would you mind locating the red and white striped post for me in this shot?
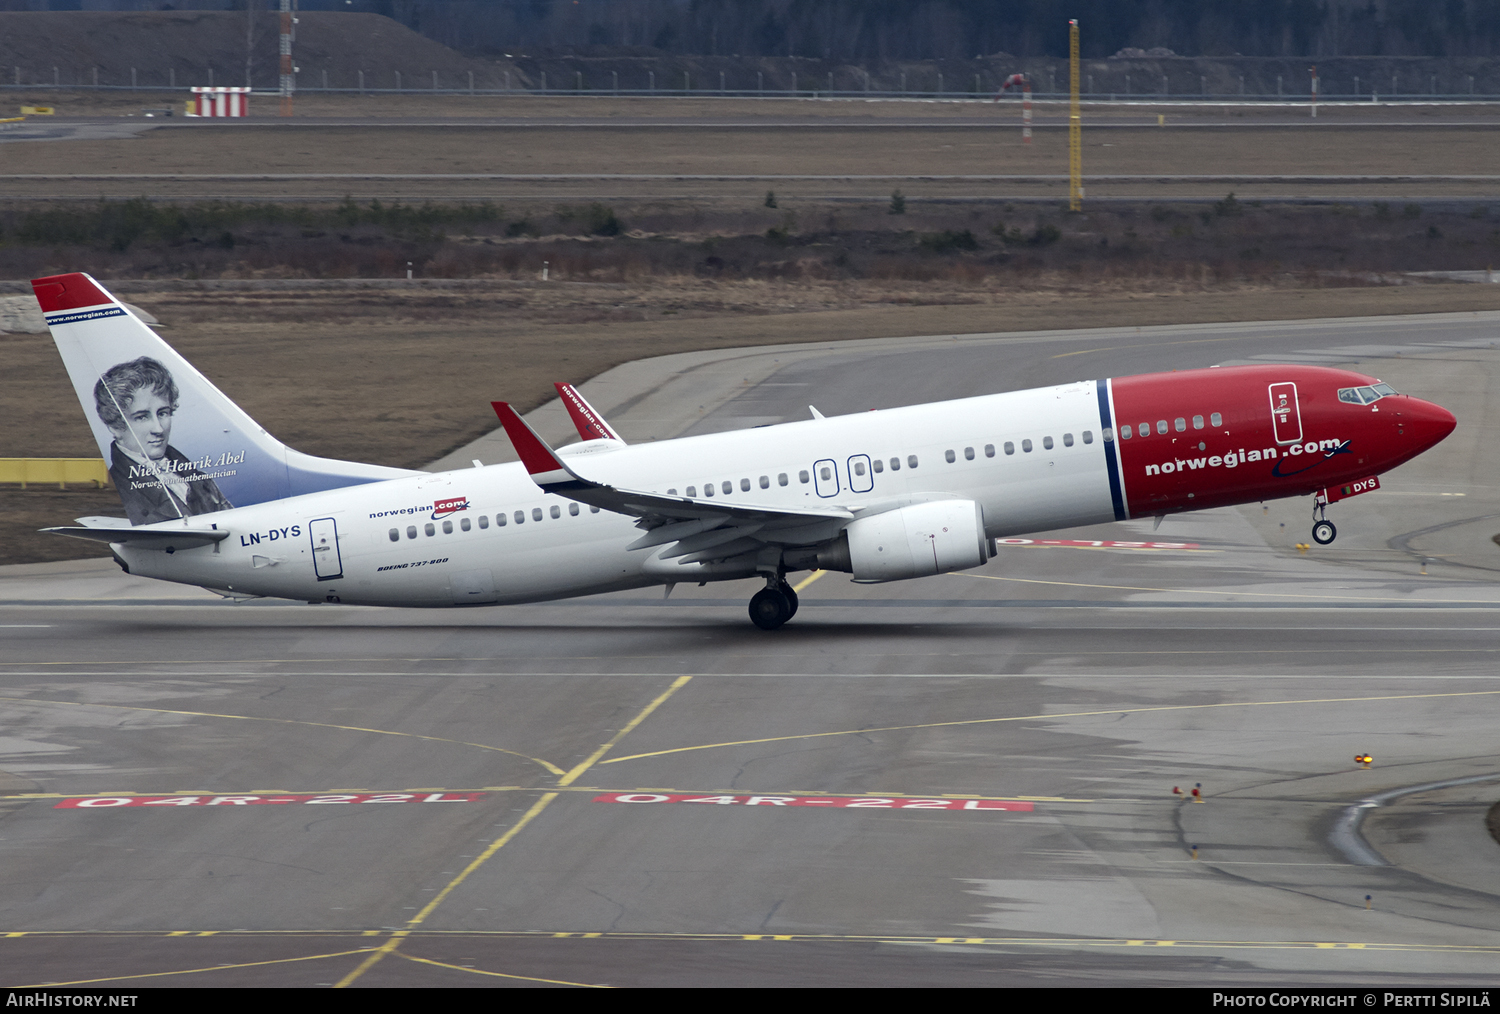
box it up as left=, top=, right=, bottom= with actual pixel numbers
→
left=279, top=0, right=296, bottom=117
left=997, top=73, right=1032, bottom=145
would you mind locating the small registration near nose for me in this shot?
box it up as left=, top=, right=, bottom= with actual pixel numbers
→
left=1323, top=475, right=1381, bottom=503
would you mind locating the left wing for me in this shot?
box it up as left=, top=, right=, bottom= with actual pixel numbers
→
left=491, top=401, right=851, bottom=561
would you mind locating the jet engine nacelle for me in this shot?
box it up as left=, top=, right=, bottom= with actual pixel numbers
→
left=819, top=499, right=989, bottom=583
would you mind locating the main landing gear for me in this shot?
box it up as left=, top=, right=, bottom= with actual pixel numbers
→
left=748, top=575, right=799, bottom=630
left=1311, top=492, right=1337, bottom=545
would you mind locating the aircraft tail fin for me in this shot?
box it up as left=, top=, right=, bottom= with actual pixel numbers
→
left=33, top=272, right=416, bottom=526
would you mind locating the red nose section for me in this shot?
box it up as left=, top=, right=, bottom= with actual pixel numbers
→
left=1405, top=397, right=1457, bottom=450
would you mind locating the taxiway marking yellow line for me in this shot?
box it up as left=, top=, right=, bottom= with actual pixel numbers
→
left=395, top=951, right=608, bottom=987
left=957, top=570, right=1500, bottom=605
left=601, top=689, right=1500, bottom=765
left=11, top=947, right=377, bottom=988
left=0, top=695, right=564, bottom=776
left=11, top=930, right=1500, bottom=955
left=336, top=675, right=693, bottom=988
left=558, top=675, right=693, bottom=786
left=792, top=570, right=827, bottom=592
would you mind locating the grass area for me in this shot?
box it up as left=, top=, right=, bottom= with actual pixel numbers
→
left=5, top=196, right=1499, bottom=284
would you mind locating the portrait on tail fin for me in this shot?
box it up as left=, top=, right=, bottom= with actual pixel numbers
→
left=94, top=356, right=234, bottom=525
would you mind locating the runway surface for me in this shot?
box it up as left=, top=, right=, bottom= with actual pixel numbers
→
left=2, top=312, right=1500, bottom=987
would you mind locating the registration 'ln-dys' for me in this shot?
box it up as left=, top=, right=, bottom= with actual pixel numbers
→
left=33, top=272, right=1456, bottom=629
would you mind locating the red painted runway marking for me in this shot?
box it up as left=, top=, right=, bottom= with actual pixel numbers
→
left=53, top=792, right=484, bottom=809
left=593, top=793, right=1033, bottom=811
left=994, top=538, right=1200, bottom=550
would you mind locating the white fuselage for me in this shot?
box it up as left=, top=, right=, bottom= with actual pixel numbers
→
left=118, top=382, right=1118, bottom=606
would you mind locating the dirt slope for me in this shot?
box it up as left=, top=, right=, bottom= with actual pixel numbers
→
left=0, top=11, right=522, bottom=92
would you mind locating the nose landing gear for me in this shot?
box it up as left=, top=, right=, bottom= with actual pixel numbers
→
left=1311, top=492, right=1337, bottom=545
left=748, top=574, right=799, bottom=630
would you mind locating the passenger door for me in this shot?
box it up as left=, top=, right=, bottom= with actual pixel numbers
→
left=309, top=517, right=343, bottom=581
left=1269, top=382, right=1303, bottom=445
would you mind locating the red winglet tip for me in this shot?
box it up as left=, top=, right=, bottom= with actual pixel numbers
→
left=30, top=272, right=112, bottom=314
left=491, top=401, right=568, bottom=477
left=553, top=381, right=617, bottom=442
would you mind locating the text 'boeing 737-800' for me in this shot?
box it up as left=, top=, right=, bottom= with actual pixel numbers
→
left=31, top=272, right=1456, bottom=629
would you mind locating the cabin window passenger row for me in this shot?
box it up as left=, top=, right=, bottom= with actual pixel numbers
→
left=479, top=515, right=490, bottom=529
left=1022, top=439, right=1033, bottom=452
left=1043, top=436, right=1054, bottom=450
left=965, top=446, right=975, bottom=460
left=442, top=520, right=454, bottom=534
left=778, top=473, right=789, bottom=486
left=907, top=455, right=919, bottom=468
left=1063, top=433, right=1074, bottom=447
left=1211, top=412, right=1223, bottom=426
left=985, top=444, right=995, bottom=457
left=889, top=458, right=901, bottom=470
left=496, top=513, right=506, bottom=526
left=945, top=449, right=956, bottom=463
left=532, top=508, right=544, bottom=522
left=1084, top=430, right=1094, bottom=444
left=800, top=470, right=810, bottom=483
left=389, top=528, right=400, bottom=542
left=407, top=526, right=417, bottom=539
left=853, top=460, right=866, bottom=476
left=461, top=518, right=471, bottom=531
left=424, top=523, right=435, bottom=536
left=514, top=511, right=525, bottom=524
left=1004, top=442, right=1015, bottom=455
left=873, top=459, right=884, bottom=472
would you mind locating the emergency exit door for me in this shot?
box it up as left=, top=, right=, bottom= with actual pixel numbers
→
left=1268, top=382, right=1302, bottom=444
left=309, top=517, right=343, bottom=581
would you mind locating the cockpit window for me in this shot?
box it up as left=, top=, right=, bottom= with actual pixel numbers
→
left=1338, top=383, right=1398, bottom=405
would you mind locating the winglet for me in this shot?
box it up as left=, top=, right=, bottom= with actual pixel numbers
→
left=554, top=382, right=623, bottom=443
left=491, top=402, right=585, bottom=489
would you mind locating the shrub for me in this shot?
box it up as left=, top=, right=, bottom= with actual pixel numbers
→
left=919, top=229, right=979, bottom=253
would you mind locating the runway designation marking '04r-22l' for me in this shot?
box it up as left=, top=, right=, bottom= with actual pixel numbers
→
left=53, top=792, right=485, bottom=808
left=594, top=793, right=1034, bottom=811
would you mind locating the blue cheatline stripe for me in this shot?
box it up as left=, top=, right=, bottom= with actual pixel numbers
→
left=1095, top=379, right=1127, bottom=521
left=44, top=306, right=125, bottom=326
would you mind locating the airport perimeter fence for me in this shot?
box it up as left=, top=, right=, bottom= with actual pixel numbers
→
left=5, top=65, right=1500, bottom=103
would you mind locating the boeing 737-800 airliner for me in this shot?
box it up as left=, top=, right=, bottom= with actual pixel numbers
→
left=32, top=272, right=1456, bottom=629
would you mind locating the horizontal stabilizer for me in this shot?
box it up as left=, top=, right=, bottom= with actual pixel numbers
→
left=43, top=525, right=229, bottom=551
